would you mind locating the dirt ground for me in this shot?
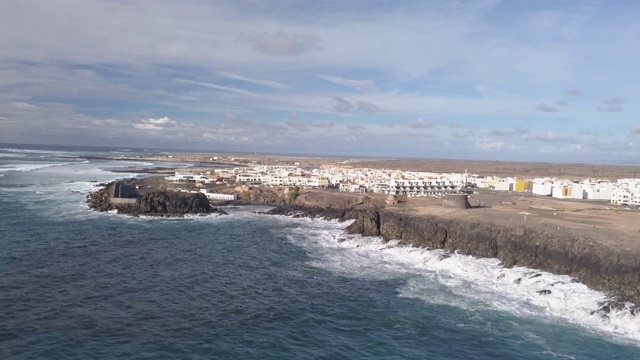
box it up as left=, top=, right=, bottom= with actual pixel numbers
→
left=113, top=153, right=640, bottom=253
left=390, top=192, right=640, bottom=252
left=110, top=153, right=640, bottom=180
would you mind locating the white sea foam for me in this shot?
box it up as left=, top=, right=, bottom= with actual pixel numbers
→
left=0, top=162, right=70, bottom=172
left=102, top=160, right=156, bottom=168
left=0, top=147, right=75, bottom=157
left=276, top=215, right=640, bottom=345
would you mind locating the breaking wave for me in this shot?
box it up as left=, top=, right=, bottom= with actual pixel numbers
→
left=277, top=216, right=640, bottom=345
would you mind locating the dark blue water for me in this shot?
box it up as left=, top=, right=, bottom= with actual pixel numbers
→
left=1, top=146, right=639, bottom=359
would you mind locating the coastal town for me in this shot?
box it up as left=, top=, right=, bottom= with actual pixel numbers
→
left=87, top=153, right=640, bottom=311
left=160, top=160, right=640, bottom=207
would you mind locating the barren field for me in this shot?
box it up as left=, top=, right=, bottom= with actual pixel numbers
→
left=111, top=153, right=640, bottom=180
left=391, top=192, right=640, bottom=252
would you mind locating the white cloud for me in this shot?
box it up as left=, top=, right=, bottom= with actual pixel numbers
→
left=282, top=119, right=308, bottom=131
left=238, top=32, right=321, bottom=56
left=145, top=117, right=172, bottom=124
left=318, top=74, right=376, bottom=91
left=345, top=123, right=366, bottom=142
left=133, top=123, right=163, bottom=131
left=175, top=79, right=260, bottom=97
left=13, top=101, right=36, bottom=109
left=218, top=71, right=290, bottom=90
left=406, top=118, right=432, bottom=128
left=0, top=1, right=638, bottom=162
left=475, top=141, right=503, bottom=151
left=309, top=120, right=334, bottom=128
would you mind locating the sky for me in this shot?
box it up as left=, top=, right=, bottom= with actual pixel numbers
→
left=1, top=0, right=639, bottom=163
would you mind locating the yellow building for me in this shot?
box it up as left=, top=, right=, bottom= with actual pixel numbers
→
left=515, top=179, right=532, bottom=192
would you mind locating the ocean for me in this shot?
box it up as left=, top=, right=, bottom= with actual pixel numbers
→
left=1, top=144, right=639, bottom=359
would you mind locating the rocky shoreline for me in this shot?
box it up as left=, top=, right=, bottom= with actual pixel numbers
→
left=87, top=181, right=227, bottom=217
left=263, top=199, right=640, bottom=315
left=86, top=182, right=640, bottom=314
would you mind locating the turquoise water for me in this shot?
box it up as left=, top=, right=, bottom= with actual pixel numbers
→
left=1, top=145, right=639, bottom=359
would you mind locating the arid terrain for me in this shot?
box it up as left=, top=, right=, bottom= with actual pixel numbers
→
left=389, top=192, right=640, bottom=252
left=109, top=153, right=640, bottom=180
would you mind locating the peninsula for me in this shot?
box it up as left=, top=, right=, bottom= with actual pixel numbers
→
left=86, top=155, right=640, bottom=314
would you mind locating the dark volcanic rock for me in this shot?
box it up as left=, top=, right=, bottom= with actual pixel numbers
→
left=128, top=192, right=210, bottom=214
left=343, top=209, right=640, bottom=305
left=86, top=185, right=112, bottom=212
left=264, top=201, right=640, bottom=306
left=87, top=183, right=225, bottom=217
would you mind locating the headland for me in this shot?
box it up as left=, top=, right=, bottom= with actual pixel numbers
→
left=86, top=154, right=640, bottom=313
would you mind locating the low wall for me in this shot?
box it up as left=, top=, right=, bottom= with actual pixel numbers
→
left=110, top=197, right=137, bottom=204
left=442, top=194, right=471, bottom=209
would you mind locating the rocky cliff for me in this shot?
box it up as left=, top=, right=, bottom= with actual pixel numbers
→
left=266, top=200, right=640, bottom=308
left=87, top=182, right=226, bottom=216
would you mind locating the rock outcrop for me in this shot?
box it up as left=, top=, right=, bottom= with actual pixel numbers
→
left=87, top=182, right=226, bottom=216
left=344, top=209, right=640, bottom=306
left=117, top=191, right=213, bottom=215
left=264, top=197, right=640, bottom=306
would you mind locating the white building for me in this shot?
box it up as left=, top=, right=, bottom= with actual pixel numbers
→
left=199, top=189, right=237, bottom=201
left=584, top=181, right=613, bottom=200
left=532, top=183, right=553, bottom=196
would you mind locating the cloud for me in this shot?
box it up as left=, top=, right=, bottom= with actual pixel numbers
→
left=318, top=74, right=376, bottom=91
left=556, top=100, right=568, bottom=106
left=451, top=129, right=475, bottom=138
left=133, top=123, right=163, bottom=131
left=346, top=123, right=366, bottom=132
left=176, top=79, right=259, bottom=97
left=145, top=116, right=172, bottom=124
left=345, top=123, right=366, bottom=142
left=406, top=118, right=432, bottom=128
left=490, top=128, right=560, bottom=142
left=331, top=96, right=354, bottom=113
left=282, top=119, right=308, bottom=131
left=239, top=32, right=321, bottom=56
left=356, top=100, right=380, bottom=113
left=597, top=105, right=623, bottom=112
left=132, top=116, right=179, bottom=131
left=13, top=101, right=36, bottom=109
left=631, top=124, right=640, bottom=134
left=601, top=97, right=627, bottom=105
left=597, top=97, right=627, bottom=112
left=204, top=113, right=290, bottom=144
left=565, top=89, right=581, bottom=96
left=537, top=103, right=560, bottom=112
left=475, top=141, right=503, bottom=151
left=309, top=120, right=334, bottom=128
left=218, top=71, right=289, bottom=90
